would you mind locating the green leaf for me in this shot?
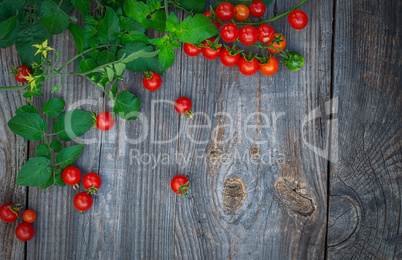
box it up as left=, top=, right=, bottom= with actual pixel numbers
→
left=53, top=110, right=94, bottom=141
left=97, top=50, right=116, bottom=66
left=176, top=14, right=217, bottom=44
left=108, top=80, right=118, bottom=101
left=35, top=143, right=51, bottom=159
left=40, top=168, right=65, bottom=190
left=0, top=0, right=25, bottom=21
left=119, top=16, right=144, bottom=32
left=121, top=31, right=149, bottom=45
left=54, top=171, right=66, bottom=186
left=68, top=23, right=84, bottom=52
left=54, top=0, right=74, bottom=14
left=121, top=48, right=159, bottom=64
left=113, top=91, right=141, bottom=120
left=124, top=0, right=151, bottom=24
left=15, top=21, right=50, bottom=67
left=56, top=143, right=85, bottom=169
left=80, top=58, right=97, bottom=72
left=16, top=105, right=39, bottom=114
left=106, top=67, right=114, bottom=82
left=98, top=7, right=120, bottom=44
left=0, top=13, right=17, bottom=39
left=50, top=139, right=62, bottom=153
left=117, top=42, right=164, bottom=74
left=150, top=10, right=166, bottom=32
left=72, top=0, right=90, bottom=15
left=179, top=0, right=206, bottom=13
left=147, top=0, right=161, bottom=11
left=40, top=0, right=70, bottom=35
left=0, top=19, right=18, bottom=48
left=151, top=37, right=176, bottom=69
left=43, top=97, right=65, bottom=118
left=8, top=113, right=47, bottom=141
left=114, top=62, right=126, bottom=76
left=166, top=12, right=179, bottom=33
left=16, top=157, right=52, bottom=186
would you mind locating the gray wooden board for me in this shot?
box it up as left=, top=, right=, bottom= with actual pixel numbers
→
left=0, top=0, right=400, bottom=259
left=327, top=0, right=401, bottom=259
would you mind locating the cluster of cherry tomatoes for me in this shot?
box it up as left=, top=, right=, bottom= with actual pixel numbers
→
left=0, top=203, right=36, bottom=241
left=62, top=166, right=102, bottom=213
left=183, top=0, right=308, bottom=76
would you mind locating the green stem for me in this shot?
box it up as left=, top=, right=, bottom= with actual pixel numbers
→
left=164, top=0, right=169, bottom=19
left=238, top=0, right=308, bottom=25
left=0, top=85, right=29, bottom=91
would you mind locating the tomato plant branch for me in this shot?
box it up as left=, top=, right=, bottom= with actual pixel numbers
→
left=0, top=85, right=29, bottom=91
left=164, top=0, right=169, bottom=19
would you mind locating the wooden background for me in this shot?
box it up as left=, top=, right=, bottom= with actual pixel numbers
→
left=0, top=0, right=400, bottom=259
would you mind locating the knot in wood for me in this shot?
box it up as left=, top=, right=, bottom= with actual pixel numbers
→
left=222, top=176, right=247, bottom=213
left=249, top=145, right=260, bottom=160
left=208, top=147, right=223, bottom=164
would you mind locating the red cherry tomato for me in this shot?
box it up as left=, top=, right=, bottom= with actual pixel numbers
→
left=238, top=56, right=259, bottom=76
left=15, top=223, right=34, bottom=242
left=201, top=38, right=222, bottom=60
left=239, top=25, right=258, bottom=45
left=143, top=71, right=162, bottom=91
left=14, top=65, right=31, bottom=82
left=96, top=111, right=115, bottom=131
left=267, top=33, right=286, bottom=54
left=175, top=97, right=192, bottom=114
left=220, top=47, right=241, bottom=67
left=216, top=2, right=235, bottom=21
left=220, top=23, right=239, bottom=42
left=62, top=166, right=82, bottom=186
left=83, top=172, right=102, bottom=195
left=234, top=4, right=250, bottom=21
left=73, top=192, right=93, bottom=212
left=22, top=209, right=36, bottom=223
left=249, top=0, right=266, bottom=17
left=204, top=10, right=221, bottom=28
left=288, top=10, right=308, bottom=30
left=183, top=43, right=202, bottom=57
left=257, top=24, right=275, bottom=43
left=171, top=175, right=191, bottom=198
left=0, top=203, right=20, bottom=223
left=259, top=56, right=279, bottom=76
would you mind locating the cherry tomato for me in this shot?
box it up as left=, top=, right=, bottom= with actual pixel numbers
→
left=257, top=24, right=275, bottom=43
left=267, top=33, right=286, bottom=54
left=14, top=65, right=30, bottom=82
left=249, top=0, right=266, bottom=17
left=220, top=23, right=239, bottom=43
left=171, top=175, right=191, bottom=198
left=216, top=2, right=235, bottom=21
left=73, top=192, right=93, bottom=212
left=0, top=203, right=20, bottom=223
left=239, top=25, right=258, bottom=45
left=62, top=166, right=81, bottom=186
left=234, top=4, right=249, bottom=21
left=220, top=47, right=241, bottom=67
left=15, top=223, right=34, bottom=242
left=83, top=172, right=102, bottom=195
left=238, top=56, right=259, bottom=76
left=175, top=97, right=194, bottom=119
left=96, top=111, right=115, bottom=131
left=204, top=10, right=221, bottom=29
left=282, top=51, right=304, bottom=71
left=183, top=43, right=201, bottom=57
left=259, top=56, right=279, bottom=76
left=143, top=71, right=162, bottom=91
left=288, top=10, right=308, bottom=30
left=201, top=38, right=222, bottom=60
left=22, top=209, right=36, bottom=223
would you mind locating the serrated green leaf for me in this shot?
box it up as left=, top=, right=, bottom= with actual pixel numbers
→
left=80, top=57, right=97, bottom=72
left=114, top=62, right=126, bottom=76
left=50, top=139, right=62, bottom=153
left=53, top=110, right=94, bottom=141
left=8, top=113, right=47, bottom=141
left=166, top=12, right=179, bottom=33
left=151, top=37, right=176, bottom=69
left=147, top=0, right=161, bottom=11
left=113, top=91, right=141, bottom=120
left=121, top=31, right=149, bottom=44
left=68, top=23, right=84, bottom=52
left=98, top=7, right=120, bottom=44
left=121, top=48, right=159, bottom=64
left=119, top=16, right=144, bottom=32
left=16, top=157, right=52, bottom=186
left=97, top=50, right=116, bottom=66
left=40, top=168, right=65, bottom=190
left=72, top=0, right=90, bottom=15
left=150, top=10, right=166, bottom=32
left=40, top=0, right=70, bottom=35
left=176, top=14, right=217, bottom=44
left=15, top=21, right=50, bottom=67
left=179, top=0, right=206, bottom=12
left=124, top=0, right=150, bottom=24
left=0, top=13, right=17, bottom=39
left=43, top=97, right=65, bottom=118
left=35, top=143, right=51, bottom=159
left=91, top=49, right=100, bottom=59
left=56, top=143, right=85, bottom=169
left=15, top=105, right=39, bottom=114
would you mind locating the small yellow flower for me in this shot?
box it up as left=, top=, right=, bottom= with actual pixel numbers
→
left=23, top=72, right=38, bottom=91
left=33, top=40, right=55, bottom=58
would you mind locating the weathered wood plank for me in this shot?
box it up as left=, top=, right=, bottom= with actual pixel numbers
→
left=0, top=46, right=28, bottom=260
left=327, top=0, right=401, bottom=259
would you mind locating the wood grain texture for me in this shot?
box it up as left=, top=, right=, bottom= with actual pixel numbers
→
left=0, top=46, right=28, bottom=260
left=328, top=0, right=401, bottom=259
